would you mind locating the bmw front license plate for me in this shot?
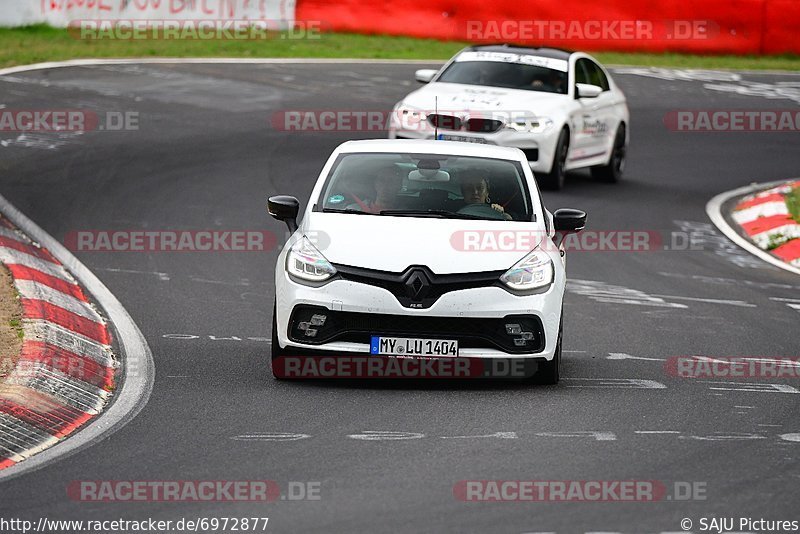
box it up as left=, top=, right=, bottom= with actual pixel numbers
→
left=437, top=134, right=487, bottom=144
left=371, top=336, right=459, bottom=357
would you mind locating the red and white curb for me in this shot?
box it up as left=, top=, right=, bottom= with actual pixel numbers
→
left=0, top=193, right=153, bottom=482
left=731, top=180, right=800, bottom=266
left=0, top=215, right=116, bottom=469
left=707, top=179, right=800, bottom=276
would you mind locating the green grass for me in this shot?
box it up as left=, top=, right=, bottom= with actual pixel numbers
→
left=1, top=24, right=799, bottom=70
left=8, top=318, right=23, bottom=340
left=786, top=186, right=800, bottom=224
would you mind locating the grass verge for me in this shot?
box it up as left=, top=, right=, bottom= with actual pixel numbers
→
left=1, top=25, right=799, bottom=70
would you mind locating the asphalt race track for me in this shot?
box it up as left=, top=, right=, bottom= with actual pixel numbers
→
left=1, top=62, right=799, bottom=533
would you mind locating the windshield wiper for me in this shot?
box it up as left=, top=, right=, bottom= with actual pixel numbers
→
left=378, top=209, right=485, bottom=220
left=322, top=208, right=372, bottom=215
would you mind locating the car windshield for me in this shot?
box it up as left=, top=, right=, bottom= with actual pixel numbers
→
left=316, top=152, right=534, bottom=222
left=437, top=51, right=569, bottom=95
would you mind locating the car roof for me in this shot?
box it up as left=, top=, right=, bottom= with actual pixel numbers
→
left=467, top=44, right=574, bottom=60
left=335, top=139, right=528, bottom=160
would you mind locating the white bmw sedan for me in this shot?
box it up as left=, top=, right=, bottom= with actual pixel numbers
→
left=389, top=45, right=629, bottom=190
left=268, top=139, right=586, bottom=383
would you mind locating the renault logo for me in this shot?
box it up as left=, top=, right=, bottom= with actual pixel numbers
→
left=404, top=269, right=431, bottom=301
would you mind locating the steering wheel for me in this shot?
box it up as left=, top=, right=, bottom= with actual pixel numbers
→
left=456, top=203, right=506, bottom=220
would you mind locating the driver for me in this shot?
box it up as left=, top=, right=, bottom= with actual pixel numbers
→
left=459, top=169, right=511, bottom=220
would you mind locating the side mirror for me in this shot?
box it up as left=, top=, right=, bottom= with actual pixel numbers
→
left=414, top=69, right=438, bottom=83
left=553, top=208, right=586, bottom=232
left=267, top=195, right=300, bottom=233
left=575, top=83, right=602, bottom=99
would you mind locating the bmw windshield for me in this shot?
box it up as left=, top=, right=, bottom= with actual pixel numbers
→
left=316, top=152, right=535, bottom=222
left=436, top=51, right=569, bottom=95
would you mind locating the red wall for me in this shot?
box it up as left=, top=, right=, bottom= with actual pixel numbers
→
left=296, top=0, right=800, bottom=55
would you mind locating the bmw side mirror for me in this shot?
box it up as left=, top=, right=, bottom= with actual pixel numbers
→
left=553, top=208, right=587, bottom=232
left=414, top=69, right=438, bottom=83
left=575, top=83, right=602, bottom=99
left=267, top=195, right=300, bottom=233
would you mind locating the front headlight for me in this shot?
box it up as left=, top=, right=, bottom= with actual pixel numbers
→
left=507, top=117, right=554, bottom=133
left=499, top=248, right=554, bottom=291
left=394, top=104, right=428, bottom=129
left=286, top=236, right=337, bottom=283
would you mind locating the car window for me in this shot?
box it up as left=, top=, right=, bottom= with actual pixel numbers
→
left=316, top=152, right=535, bottom=222
left=437, top=53, right=569, bottom=95
left=576, top=58, right=610, bottom=91
left=574, top=59, right=590, bottom=87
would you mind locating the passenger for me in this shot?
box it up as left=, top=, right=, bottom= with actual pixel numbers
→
left=347, top=166, right=404, bottom=213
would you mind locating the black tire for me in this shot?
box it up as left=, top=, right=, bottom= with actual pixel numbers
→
left=538, top=128, right=569, bottom=191
left=591, top=124, right=626, bottom=183
left=533, top=325, right=562, bottom=385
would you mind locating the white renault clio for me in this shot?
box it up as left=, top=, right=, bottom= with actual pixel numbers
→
left=268, top=139, right=586, bottom=384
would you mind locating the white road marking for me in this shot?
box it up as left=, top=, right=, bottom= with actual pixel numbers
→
left=634, top=431, right=681, bottom=434
left=650, top=294, right=756, bottom=307
left=98, top=267, right=170, bottom=281
left=533, top=431, right=617, bottom=441
left=606, top=353, right=665, bottom=362
left=230, top=433, right=310, bottom=442
left=701, top=381, right=799, bottom=394
left=440, top=432, right=517, bottom=439
left=779, top=433, right=800, bottom=442
left=735, top=406, right=755, bottom=409
left=681, top=433, right=767, bottom=441
left=567, top=279, right=687, bottom=308
left=348, top=431, right=425, bottom=441
left=564, top=378, right=667, bottom=389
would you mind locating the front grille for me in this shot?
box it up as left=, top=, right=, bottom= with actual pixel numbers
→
left=288, top=305, right=545, bottom=354
left=427, top=114, right=504, bottom=133
left=334, top=264, right=503, bottom=309
left=428, top=114, right=462, bottom=131
left=465, top=118, right=504, bottom=133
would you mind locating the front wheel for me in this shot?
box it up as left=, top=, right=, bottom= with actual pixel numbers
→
left=591, top=124, right=626, bottom=183
left=538, top=128, right=569, bottom=191
left=533, top=326, right=561, bottom=385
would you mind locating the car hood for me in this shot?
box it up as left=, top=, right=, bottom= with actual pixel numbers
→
left=302, top=212, right=544, bottom=274
left=400, top=82, right=567, bottom=116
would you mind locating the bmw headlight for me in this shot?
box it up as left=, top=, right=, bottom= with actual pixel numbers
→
left=286, top=236, right=337, bottom=283
left=507, top=117, right=554, bottom=133
left=500, top=248, right=554, bottom=291
left=394, top=104, right=428, bottom=128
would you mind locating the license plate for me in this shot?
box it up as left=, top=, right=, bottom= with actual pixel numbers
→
left=371, top=336, right=459, bottom=357
left=437, top=134, right=488, bottom=144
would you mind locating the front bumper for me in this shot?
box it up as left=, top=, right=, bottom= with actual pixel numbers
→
left=275, top=267, right=564, bottom=361
left=388, top=124, right=560, bottom=173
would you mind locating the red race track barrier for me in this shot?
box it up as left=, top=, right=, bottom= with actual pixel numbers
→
left=296, top=0, right=800, bottom=55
